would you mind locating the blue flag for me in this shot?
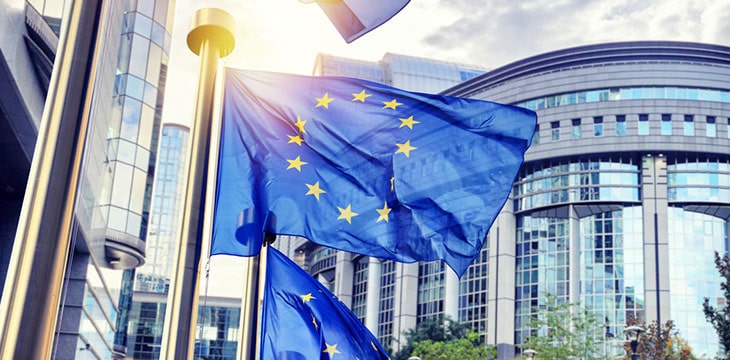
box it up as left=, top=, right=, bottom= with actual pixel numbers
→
left=260, top=247, right=389, bottom=359
left=316, top=0, right=410, bottom=43
left=212, top=69, right=536, bottom=275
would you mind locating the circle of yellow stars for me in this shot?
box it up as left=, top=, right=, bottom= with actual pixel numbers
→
left=281, top=88, right=420, bottom=227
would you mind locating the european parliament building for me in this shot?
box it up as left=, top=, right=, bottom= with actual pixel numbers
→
left=280, top=42, right=730, bottom=359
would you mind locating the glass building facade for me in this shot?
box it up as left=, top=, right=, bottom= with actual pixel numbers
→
left=1, top=0, right=176, bottom=358
left=280, top=42, right=730, bottom=359
left=445, top=41, right=730, bottom=358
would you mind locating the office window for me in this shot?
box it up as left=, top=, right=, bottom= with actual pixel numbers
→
left=551, top=121, right=560, bottom=141
left=706, top=116, right=716, bottom=137
left=661, top=114, right=672, bottom=135
left=638, top=114, right=649, bottom=135
left=616, top=115, right=626, bottom=136
left=571, top=118, right=581, bottom=139
left=683, top=115, right=694, bottom=136
left=532, top=124, right=540, bottom=145
left=593, top=116, right=603, bottom=137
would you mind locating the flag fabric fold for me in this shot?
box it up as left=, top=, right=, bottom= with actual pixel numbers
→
left=212, top=68, right=536, bottom=275
left=260, top=247, right=389, bottom=359
left=316, top=0, right=410, bottom=43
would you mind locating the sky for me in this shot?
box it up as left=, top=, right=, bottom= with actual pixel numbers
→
left=160, top=0, right=730, bottom=297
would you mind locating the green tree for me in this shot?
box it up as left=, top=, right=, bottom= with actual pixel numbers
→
left=392, top=317, right=485, bottom=360
left=411, top=330, right=497, bottom=360
left=703, top=251, right=730, bottom=360
left=519, top=294, right=611, bottom=359
left=622, top=317, right=696, bottom=360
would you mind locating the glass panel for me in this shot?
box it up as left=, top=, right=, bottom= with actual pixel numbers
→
left=117, top=139, right=136, bottom=165
left=143, top=82, right=157, bottom=107
left=128, top=35, right=150, bottom=79
left=145, top=44, right=162, bottom=87
left=129, top=167, right=146, bottom=213
left=108, top=206, right=128, bottom=232
left=138, top=105, right=155, bottom=150
left=111, top=163, right=133, bottom=208
left=707, top=123, right=716, bottom=137
left=126, top=212, right=142, bottom=238
left=137, top=0, right=155, bottom=17
left=150, top=21, right=165, bottom=47
left=133, top=13, right=152, bottom=37
left=125, top=75, right=145, bottom=101
left=121, top=97, right=141, bottom=141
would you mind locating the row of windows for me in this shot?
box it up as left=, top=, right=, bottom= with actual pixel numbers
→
left=352, top=260, right=368, bottom=321
left=518, top=86, right=730, bottom=111
left=537, top=114, right=726, bottom=144
left=377, top=261, right=396, bottom=346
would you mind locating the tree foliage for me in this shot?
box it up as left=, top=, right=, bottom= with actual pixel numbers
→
left=703, top=251, right=730, bottom=360
left=622, top=317, right=696, bottom=360
left=519, top=294, right=611, bottom=360
left=392, top=317, right=495, bottom=360
left=411, top=330, right=497, bottom=360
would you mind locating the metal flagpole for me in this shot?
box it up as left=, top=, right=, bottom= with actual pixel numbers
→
left=0, top=0, right=104, bottom=358
left=237, top=233, right=274, bottom=359
left=160, top=8, right=235, bottom=359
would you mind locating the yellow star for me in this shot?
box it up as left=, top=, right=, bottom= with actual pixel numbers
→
left=323, top=343, right=340, bottom=357
left=301, top=293, right=315, bottom=303
left=399, top=115, right=420, bottom=129
left=287, top=134, right=304, bottom=146
left=294, top=115, right=307, bottom=134
left=382, top=99, right=402, bottom=110
left=352, top=89, right=371, bottom=102
left=390, top=177, right=395, bottom=192
left=395, top=140, right=416, bottom=157
left=337, top=204, right=359, bottom=224
left=315, top=92, right=335, bottom=109
left=376, top=202, right=392, bottom=223
left=286, top=156, right=308, bottom=172
left=311, top=314, right=318, bottom=330
left=305, top=181, right=326, bottom=200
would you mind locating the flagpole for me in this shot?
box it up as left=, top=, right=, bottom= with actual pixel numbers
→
left=160, top=8, right=235, bottom=359
left=0, top=0, right=104, bottom=358
left=237, top=233, right=274, bottom=359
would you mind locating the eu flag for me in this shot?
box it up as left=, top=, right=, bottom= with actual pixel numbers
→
left=261, top=247, right=389, bottom=359
left=212, top=68, right=536, bottom=275
left=316, top=0, right=410, bottom=43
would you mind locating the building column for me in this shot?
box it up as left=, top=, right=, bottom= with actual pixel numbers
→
left=365, top=258, right=382, bottom=331
left=569, top=204, right=581, bottom=306
left=444, top=268, right=459, bottom=322
left=488, top=205, right=516, bottom=360
left=334, top=251, right=354, bottom=307
left=641, top=154, right=671, bottom=324
left=393, top=262, right=418, bottom=352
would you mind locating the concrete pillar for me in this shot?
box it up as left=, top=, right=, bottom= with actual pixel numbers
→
left=334, top=251, right=354, bottom=307
left=365, top=258, right=382, bottom=331
left=488, top=205, right=517, bottom=360
left=641, top=154, right=670, bottom=324
left=393, top=262, right=418, bottom=351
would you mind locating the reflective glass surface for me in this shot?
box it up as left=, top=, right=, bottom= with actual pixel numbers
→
left=417, top=262, right=445, bottom=322
left=580, top=208, right=645, bottom=356
left=517, top=86, right=730, bottom=111
left=458, top=244, right=489, bottom=342
left=667, top=159, right=730, bottom=203
left=515, top=160, right=641, bottom=212
left=377, top=261, right=396, bottom=347
left=514, top=215, right=570, bottom=345
left=667, top=207, right=727, bottom=358
left=352, top=259, right=369, bottom=322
